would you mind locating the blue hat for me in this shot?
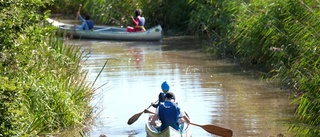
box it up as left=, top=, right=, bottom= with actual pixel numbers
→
left=161, top=81, right=170, bottom=92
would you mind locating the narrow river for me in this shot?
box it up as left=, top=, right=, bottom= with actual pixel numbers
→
left=66, top=37, right=294, bottom=137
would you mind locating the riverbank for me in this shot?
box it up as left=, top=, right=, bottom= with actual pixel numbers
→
left=0, top=1, right=94, bottom=136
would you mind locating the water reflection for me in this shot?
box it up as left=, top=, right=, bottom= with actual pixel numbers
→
left=128, top=47, right=143, bottom=70
left=66, top=38, right=294, bottom=137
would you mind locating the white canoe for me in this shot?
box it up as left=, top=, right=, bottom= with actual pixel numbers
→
left=46, top=18, right=162, bottom=41
left=145, top=114, right=192, bottom=137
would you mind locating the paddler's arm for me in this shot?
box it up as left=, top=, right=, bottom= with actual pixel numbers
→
left=150, top=114, right=158, bottom=127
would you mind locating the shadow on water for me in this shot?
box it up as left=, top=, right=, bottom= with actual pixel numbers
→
left=160, top=36, right=204, bottom=51
left=63, top=36, right=295, bottom=137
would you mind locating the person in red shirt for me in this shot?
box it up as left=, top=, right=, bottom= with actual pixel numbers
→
left=127, top=9, right=146, bottom=32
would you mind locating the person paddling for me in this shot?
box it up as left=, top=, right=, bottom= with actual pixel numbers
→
left=150, top=92, right=190, bottom=131
left=152, top=81, right=170, bottom=108
left=126, top=9, right=146, bottom=32
left=75, top=11, right=94, bottom=31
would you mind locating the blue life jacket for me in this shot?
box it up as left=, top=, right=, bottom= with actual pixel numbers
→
left=152, top=92, right=165, bottom=108
left=158, top=101, right=180, bottom=131
left=158, top=92, right=165, bottom=103
left=86, top=20, right=94, bottom=30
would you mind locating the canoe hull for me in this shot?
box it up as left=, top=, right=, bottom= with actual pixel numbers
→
left=47, top=18, right=162, bottom=41
left=145, top=115, right=192, bottom=137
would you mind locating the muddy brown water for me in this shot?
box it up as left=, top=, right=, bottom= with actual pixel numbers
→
left=65, top=37, right=295, bottom=137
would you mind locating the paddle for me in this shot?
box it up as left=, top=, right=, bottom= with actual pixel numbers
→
left=189, top=123, right=233, bottom=137
left=127, top=100, right=158, bottom=125
left=75, top=4, right=82, bottom=24
left=70, top=4, right=82, bottom=39
left=143, top=109, right=233, bottom=137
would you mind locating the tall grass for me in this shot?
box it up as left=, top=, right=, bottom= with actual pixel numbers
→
left=50, top=0, right=194, bottom=31
left=0, top=32, right=93, bottom=137
left=1, top=0, right=93, bottom=136
left=17, top=37, right=93, bottom=136
left=193, top=0, right=320, bottom=136
left=187, top=0, right=239, bottom=57
left=46, top=0, right=320, bottom=136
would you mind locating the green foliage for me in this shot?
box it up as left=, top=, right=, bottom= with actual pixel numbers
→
left=187, top=0, right=239, bottom=57
left=85, top=0, right=137, bottom=26
left=287, top=39, right=320, bottom=136
left=49, top=0, right=194, bottom=31
left=11, top=36, right=92, bottom=136
left=46, top=0, right=320, bottom=136
left=0, top=0, right=52, bottom=51
left=150, top=0, right=193, bottom=30
left=0, top=77, right=23, bottom=137
left=217, top=0, right=320, bottom=136
left=0, top=0, right=93, bottom=136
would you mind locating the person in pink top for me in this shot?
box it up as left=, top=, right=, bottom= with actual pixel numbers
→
left=127, top=9, right=146, bottom=32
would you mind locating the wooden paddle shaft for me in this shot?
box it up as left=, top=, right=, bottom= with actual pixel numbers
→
left=127, top=100, right=158, bottom=125
left=75, top=4, right=82, bottom=21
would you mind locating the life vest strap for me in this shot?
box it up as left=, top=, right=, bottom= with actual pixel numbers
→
left=134, top=26, right=146, bottom=31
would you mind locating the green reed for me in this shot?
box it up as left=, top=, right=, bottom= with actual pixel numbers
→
left=51, top=0, right=194, bottom=31
left=1, top=0, right=93, bottom=136
left=210, top=0, right=320, bottom=136
left=1, top=35, right=93, bottom=136
left=46, top=0, right=320, bottom=136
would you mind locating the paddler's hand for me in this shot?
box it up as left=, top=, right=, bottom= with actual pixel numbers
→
left=151, top=102, right=157, bottom=108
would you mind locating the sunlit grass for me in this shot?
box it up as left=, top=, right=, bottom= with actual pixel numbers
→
left=4, top=0, right=319, bottom=136
left=16, top=36, right=94, bottom=136
left=1, top=28, right=94, bottom=136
